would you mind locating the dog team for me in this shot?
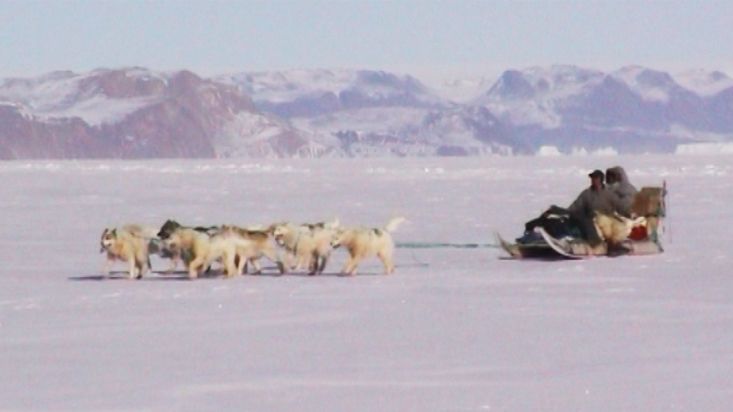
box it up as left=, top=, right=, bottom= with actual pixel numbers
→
left=100, top=217, right=407, bottom=280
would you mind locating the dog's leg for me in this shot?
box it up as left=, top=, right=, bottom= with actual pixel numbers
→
left=281, top=252, right=295, bottom=271
left=293, top=253, right=303, bottom=271
left=347, top=257, right=360, bottom=276
left=340, top=257, right=352, bottom=275
left=136, top=260, right=145, bottom=279
left=342, top=256, right=359, bottom=276
left=138, top=252, right=149, bottom=279
left=232, top=255, right=241, bottom=276
left=188, top=256, right=205, bottom=279
left=318, top=253, right=329, bottom=274
left=102, top=256, right=113, bottom=277
left=378, top=251, right=394, bottom=275
left=235, top=253, right=248, bottom=276
left=127, top=256, right=138, bottom=280
left=250, top=258, right=262, bottom=275
left=295, top=253, right=308, bottom=272
left=281, top=253, right=290, bottom=271
left=167, top=252, right=180, bottom=274
left=262, top=247, right=285, bottom=274
left=224, top=252, right=238, bottom=278
left=308, top=252, right=319, bottom=276
left=136, top=246, right=150, bottom=279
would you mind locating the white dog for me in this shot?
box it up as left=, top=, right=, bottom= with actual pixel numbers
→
left=330, top=217, right=406, bottom=276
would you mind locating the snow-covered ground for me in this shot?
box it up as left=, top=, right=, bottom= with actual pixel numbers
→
left=1, top=155, right=731, bottom=411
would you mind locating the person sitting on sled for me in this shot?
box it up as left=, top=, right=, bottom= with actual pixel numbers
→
left=523, top=169, right=629, bottom=246
left=605, top=166, right=638, bottom=211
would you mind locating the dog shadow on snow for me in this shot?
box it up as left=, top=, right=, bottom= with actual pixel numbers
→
left=68, top=267, right=384, bottom=281
left=70, top=270, right=213, bottom=281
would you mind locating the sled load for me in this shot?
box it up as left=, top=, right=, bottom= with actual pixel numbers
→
left=498, top=178, right=667, bottom=260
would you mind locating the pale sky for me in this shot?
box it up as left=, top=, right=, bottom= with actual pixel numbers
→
left=1, top=0, right=731, bottom=82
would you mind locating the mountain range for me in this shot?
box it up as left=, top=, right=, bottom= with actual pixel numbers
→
left=1, top=65, right=731, bottom=159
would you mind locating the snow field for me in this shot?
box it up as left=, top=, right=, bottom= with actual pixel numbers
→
left=0, top=155, right=732, bottom=411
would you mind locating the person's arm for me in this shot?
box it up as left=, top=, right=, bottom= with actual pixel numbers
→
left=567, top=190, right=585, bottom=216
left=545, top=204, right=570, bottom=216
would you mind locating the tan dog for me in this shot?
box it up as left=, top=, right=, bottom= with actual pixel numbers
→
left=271, top=219, right=339, bottom=275
left=331, top=217, right=406, bottom=276
left=100, top=226, right=151, bottom=279
left=219, top=225, right=285, bottom=274
left=164, top=227, right=257, bottom=279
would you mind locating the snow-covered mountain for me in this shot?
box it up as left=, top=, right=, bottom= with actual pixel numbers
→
left=673, top=69, right=733, bottom=96
left=476, top=65, right=607, bottom=128
left=0, top=68, right=307, bottom=159
left=220, top=69, right=517, bottom=156
left=217, top=69, right=445, bottom=117
left=1, top=65, right=732, bottom=159
left=474, top=65, right=733, bottom=153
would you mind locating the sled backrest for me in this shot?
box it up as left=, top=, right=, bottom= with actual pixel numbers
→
left=631, top=186, right=666, bottom=241
left=631, top=187, right=665, bottom=217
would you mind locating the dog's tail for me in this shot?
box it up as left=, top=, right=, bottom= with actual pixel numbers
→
left=384, top=217, right=407, bottom=233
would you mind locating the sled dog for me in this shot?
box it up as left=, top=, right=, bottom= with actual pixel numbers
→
left=164, top=227, right=264, bottom=279
left=99, top=225, right=152, bottom=279
left=156, top=219, right=221, bottom=271
left=271, top=218, right=339, bottom=275
left=219, top=225, right=285, bottom=274
left=330, top=217, right=406, bottom=275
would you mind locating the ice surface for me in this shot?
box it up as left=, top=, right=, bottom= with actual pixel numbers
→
left=676, top=142, right=733, bottom=155
left=537, top=146, right=620, bottom=157
left=1, top=155, right=732, bottom=411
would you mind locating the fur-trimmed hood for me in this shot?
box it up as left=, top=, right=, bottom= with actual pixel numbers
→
left=606, top=166, right=637, bottom=207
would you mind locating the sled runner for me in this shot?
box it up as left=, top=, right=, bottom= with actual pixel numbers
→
left=496, top=231, right=569, bottom=260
